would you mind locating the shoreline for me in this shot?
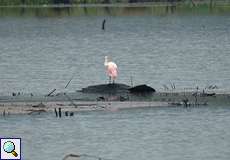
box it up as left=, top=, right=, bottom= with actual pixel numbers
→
left=0, top=90, right=229, bottom=115
left=1, top=2, right=229, bottom=17
left=1, top=1, right=230, bottom=8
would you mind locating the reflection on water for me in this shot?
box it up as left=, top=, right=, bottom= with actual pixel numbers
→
left=0, top=4, right=230, bottom=17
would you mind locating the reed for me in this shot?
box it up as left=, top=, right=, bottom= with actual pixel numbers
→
left=0, top=0, right=230, bottom=6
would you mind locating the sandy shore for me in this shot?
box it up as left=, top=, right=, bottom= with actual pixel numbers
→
left=0, top=101, right=170, bottom=115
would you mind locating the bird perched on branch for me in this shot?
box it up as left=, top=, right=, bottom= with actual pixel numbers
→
left=104, top=56, right=118, bottom=84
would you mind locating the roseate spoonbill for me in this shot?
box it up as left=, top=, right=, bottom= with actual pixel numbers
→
left=104, top=56, right=118, bottom=83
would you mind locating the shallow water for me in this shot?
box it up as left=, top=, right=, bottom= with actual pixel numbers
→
left=1, top=106, right=230, bottom=160
left=0, top=6, right=230, bottom=94
left=0, top=6, right=230, bottom=160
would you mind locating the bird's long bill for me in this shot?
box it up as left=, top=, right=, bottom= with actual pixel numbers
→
left=11, top=150, right=18, bottom=157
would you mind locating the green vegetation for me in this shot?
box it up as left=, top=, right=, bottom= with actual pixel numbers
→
left=0, top=0, right=111, bottom=5
left=0, top=3, right=230, bottom=17
left=1, top=0, right=228, bottom=6
left=0, top=0, right=230, bottom=17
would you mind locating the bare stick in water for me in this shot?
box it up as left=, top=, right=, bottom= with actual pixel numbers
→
left=63, top=154, right=80, bottom=160
left=58, top=108, right=62, bottom=118
left=102, top=19, right=106, bottom=30
left=46, top=89, right=56, bottom=97
left=65, top=75, right=74, bottom=89
left=54, top=108, right=58, bottom=117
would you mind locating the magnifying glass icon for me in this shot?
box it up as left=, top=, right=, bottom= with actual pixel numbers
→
left=3, top=141, right=18, bottom=157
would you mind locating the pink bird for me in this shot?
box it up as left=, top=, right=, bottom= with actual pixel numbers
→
left=104, top=56, right=118, bottom=83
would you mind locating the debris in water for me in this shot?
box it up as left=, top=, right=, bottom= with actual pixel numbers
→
left=32, top=102, right=46, bottom=108
left=63, top=153, right=113, bottom=160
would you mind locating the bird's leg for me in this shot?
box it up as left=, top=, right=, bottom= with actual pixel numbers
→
left=112, top=80, right=115, bottom=84
left=109, top=76, right=111, bottom=84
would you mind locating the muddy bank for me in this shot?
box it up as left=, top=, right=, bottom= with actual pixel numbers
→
left=0, top=92, right=229, bottom=116
left=0, top=101, right=169, bottom=115
left=0, top=82, right=229, bottom=116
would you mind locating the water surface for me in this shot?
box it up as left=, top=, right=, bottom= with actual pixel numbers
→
left=0, top=6, right=230, bottom=160
left=0, top=6, right=230, bottom=94
left=1, top=106, right=230, bottom=160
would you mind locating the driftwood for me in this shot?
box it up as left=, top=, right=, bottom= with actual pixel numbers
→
left=63, top=153, right=113, bottom=160
left=200, top=92, right=216, bottom=97
left=27, top=109, right=46, bottom=115
left=65, top=75, right=75, bottom=89
left=63, top=154, right=80, bottom=160
left=32, top=102, right=46, bottom=108
left=46, top=89, right=56, bottom=97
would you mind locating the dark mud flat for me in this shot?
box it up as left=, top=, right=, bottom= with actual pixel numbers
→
left=0, top=83, right=161, bottom=115
left=80, top=83, right=131, bottom=94
left=0, top=83, right=157, bottom=102
left=80, top=83, right=155, bottom=94
left=0, top=83, right=230, bottom=115
left=0, top=101, right=170, bottom=115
